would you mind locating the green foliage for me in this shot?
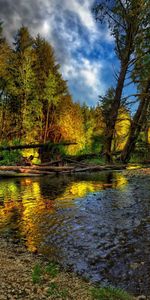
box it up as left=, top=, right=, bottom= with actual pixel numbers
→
left=91, top=286, right=133, bottom=300
left=0, top=150, right=21, bottom=166
left=45, top=262, right=59, bottom=278
left=32, top=264, right=42, bottom=284
left=0, top=140, right=22, bottom=165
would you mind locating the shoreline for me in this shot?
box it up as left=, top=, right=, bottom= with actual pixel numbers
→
left=0, top=236, right=92, bottom=300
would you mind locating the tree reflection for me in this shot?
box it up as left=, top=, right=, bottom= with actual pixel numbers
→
left=0, top=172, right=128, bottom=252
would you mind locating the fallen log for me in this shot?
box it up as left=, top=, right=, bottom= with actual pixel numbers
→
left=0, top=165, right=74, bottom=171
left=18, top=168, right=56, bottom=175
left=39, top=158, right=89, bottom=167
left=0, top=171, right=43, bottom=177
left=0, top=163, right=127, bottom=177
left=65, top=153, right=100, bottom=161
left=69, top=164, right=126, bottom=173
left=39, top=160, right=63, bottom=166
left=0, top=141, right=77, bottom=151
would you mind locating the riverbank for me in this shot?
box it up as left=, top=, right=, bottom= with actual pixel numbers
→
left=0, top=236, right=92, bottom=300
left=0, top=236, right=147, bottom=300
left=124, top=167, right=150, bottom=177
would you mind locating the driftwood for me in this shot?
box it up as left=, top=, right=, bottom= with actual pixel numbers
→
left=0, top=163, right=127, bottom=177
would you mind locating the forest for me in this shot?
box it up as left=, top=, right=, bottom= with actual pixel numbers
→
left=0, top=0, right=150, bottom=167
left=0, top=1, right=150, bottom=300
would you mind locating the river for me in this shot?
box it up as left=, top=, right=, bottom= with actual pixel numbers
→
left=0, top=171, right=150, bottom=295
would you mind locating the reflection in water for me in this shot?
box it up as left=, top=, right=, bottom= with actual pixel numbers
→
left=1, top=172, right=150, bottom=294
left=0, top=172, right=127, bottom=252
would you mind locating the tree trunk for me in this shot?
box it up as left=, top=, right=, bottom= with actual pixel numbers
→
left=44, top=103, right=50, bottom=143
left=104, top=61, right=129, bottom=162
left=121, top=81, right=150, bottom=163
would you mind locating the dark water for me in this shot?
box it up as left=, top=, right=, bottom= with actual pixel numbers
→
left=0, top=171, right=150, bottom=295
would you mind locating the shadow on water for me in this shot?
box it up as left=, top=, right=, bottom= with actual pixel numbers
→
left=0, top=171, right=150, bottom=295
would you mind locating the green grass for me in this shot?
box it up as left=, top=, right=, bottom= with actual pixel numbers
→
left=47, top=283, right=68, bottom=299
left=32, top=264, right=42, bottom=284
left=31, top=263, right=133, bottom=300
left=91, top=286, right=133, bottom=300
left=45, top=262, right=60, bottom=278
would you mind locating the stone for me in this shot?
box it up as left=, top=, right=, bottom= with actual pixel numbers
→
left=136, top=295, right=147, bottom=300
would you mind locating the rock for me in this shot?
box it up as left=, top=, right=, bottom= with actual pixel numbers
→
left=136, top=295, right=147, bottom=300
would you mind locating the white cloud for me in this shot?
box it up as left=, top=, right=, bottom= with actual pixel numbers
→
left=62, top=56, right=106, bottom=104
left=1, top=0, right=114, bottom=105
left=65, top=0, right=97, bottom=34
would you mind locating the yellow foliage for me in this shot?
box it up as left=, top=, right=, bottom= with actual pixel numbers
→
left=148, top=128, right=150, bottom=144
left=114, top=108, right=131, bottom=151
left=58, top=98, right=85, bottom=154
left=22, top=149, right=40, bottom=164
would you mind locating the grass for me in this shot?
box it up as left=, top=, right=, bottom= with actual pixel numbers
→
left=32, top=262, right=69, bottom=298
left=32, top=264, right=42, bottom=284
left=45, top=262, right=59, bottom=278
left=47, top=282, right=68, bottom=299
left=31, top=262, right=134, bottom=300
left=91, top=286, right=133, bottom=300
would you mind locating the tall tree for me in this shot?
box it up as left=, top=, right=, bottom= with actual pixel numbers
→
left=33, top=35, right=68, bottom=142
left=121, top=5, right=150, bottom=162
left=0, top=22, right=13, bottom=140
left=7, top=26, right=41, bottom=142
left=94, top=0, right=149, bottom=162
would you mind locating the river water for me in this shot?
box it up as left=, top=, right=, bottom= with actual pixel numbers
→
left=0, top=171, right=150, bottom=295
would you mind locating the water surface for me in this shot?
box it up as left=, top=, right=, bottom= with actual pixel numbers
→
left=0, top=171, right=150, bottom=295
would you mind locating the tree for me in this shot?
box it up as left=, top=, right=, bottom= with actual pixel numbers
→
left=121, top=80, right=150, bottom=162
left=0, top=22, right=13, bottom=140
left=94, top=0, right=149, bottom=162
left=7, top=26, right=41, bottom=142
left=58, top=96, right=85, bottom=154
left=121, top=5, right=150, bottom=162
left=43, top=73, right=60, bottom=142
left=33, top=35, right=69, bottom=142
left=81, top=104, right=96, bottom=153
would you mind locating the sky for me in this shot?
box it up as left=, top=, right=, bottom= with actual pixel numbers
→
left=0, top=0, right=120, bottom=106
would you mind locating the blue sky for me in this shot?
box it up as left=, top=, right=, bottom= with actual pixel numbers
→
left=0, top=0, right=121, bottom=106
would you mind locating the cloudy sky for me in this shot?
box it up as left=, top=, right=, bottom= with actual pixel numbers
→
left=0, top=0, right=119, bottom=106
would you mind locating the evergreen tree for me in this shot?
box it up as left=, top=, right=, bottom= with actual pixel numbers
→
left=8, top=26, right=41, bottom=142
left=33, top=35, right=69, bottom=142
